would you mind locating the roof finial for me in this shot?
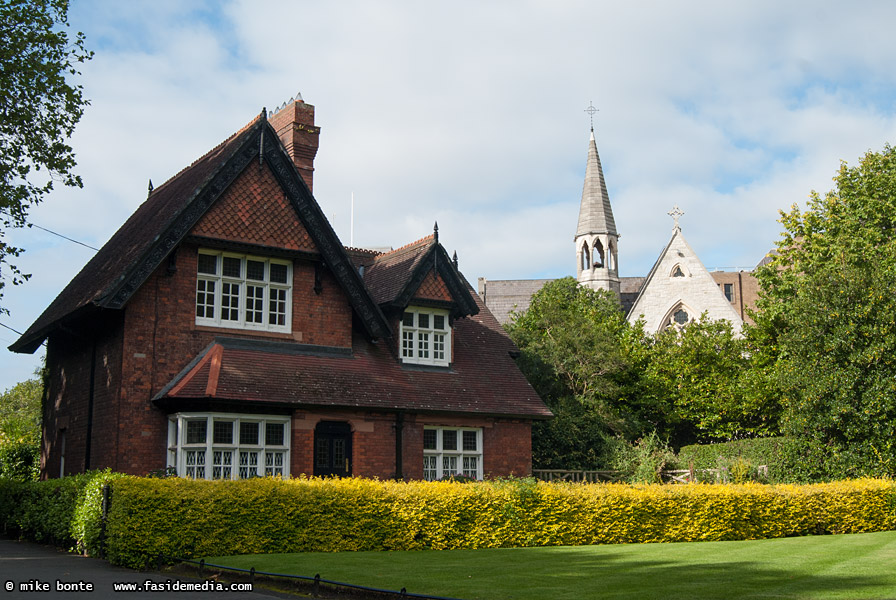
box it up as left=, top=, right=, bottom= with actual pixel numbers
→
left=452, top=251, right=458, bottom=270
left=668, top=205, right=684, bottom=231
left=433, top=221, right=439, bottom=243
left=584, top=101, right=598, bottom=132
left=147, top=179, right=153, bottom=196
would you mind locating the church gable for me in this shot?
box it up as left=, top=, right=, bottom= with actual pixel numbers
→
left=627, top=228, right=743, bottom=334
left=191, top=162, right=316, bottom=252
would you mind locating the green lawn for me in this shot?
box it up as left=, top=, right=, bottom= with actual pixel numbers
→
left=206, top=530, right=896, bottom=599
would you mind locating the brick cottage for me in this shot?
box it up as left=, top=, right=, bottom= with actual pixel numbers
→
left=10, top=98, right=551, bottom=481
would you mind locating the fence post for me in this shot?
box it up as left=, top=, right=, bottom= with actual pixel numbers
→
left=249, top=567, right=255, bottom=584
left=313, top=574, right=320, bottom=597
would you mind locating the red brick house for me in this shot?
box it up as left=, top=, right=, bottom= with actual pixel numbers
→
left=9, top=98, right=550, bottom=481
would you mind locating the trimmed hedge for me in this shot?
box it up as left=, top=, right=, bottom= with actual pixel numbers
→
left=676, top=437, right=796, bottom=482
left=0, top=470, right=124, bottom=553
left=105, top=476, right=896, bottom=568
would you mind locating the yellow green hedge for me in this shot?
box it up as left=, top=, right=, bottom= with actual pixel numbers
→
left=105, top=477, right=896, bottom=568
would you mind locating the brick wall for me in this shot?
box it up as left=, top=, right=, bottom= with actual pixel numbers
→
left=289, top=409, right=532, bottom=480
left=49, top=161, right=355, bottom=476
left=41, top=312, right=124, bottom=478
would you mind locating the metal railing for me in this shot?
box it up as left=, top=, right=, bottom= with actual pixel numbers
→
left=172, top=556, right=466, bottom=600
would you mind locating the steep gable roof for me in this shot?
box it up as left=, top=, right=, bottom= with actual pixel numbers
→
left=11, top=112, right=391, bottom=353
left=626, top=226, right=743, bottom=333
left=363, top=232, right=479, bottom=319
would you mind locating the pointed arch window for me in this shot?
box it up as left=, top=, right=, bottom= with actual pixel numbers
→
left=661, top=302, right=694, bottom=331
left=671, top=264, right=686, bottom=278
left=607, top=240, right=616, bottom=271
left=581, top=243, right=590, bottom=271
left=592, top=240, right=605, bottom=268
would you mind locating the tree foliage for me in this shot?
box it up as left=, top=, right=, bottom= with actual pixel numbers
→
left=507, top=278, right=765, bottom=468
left=0, top=0, right=91, bottom=312
left=507, top=278, right=646, bottom=468
left=0, top=377, right=43, bottom=481
left=754, top=145, right=896, bottom=477
left=638, top=317, right=782, bottom=446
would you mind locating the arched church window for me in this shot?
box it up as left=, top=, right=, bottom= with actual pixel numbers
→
left=673, top=308, right=689, bottom=325
left=581, top=243, right=590, bottom=271
left=607, top=241, right=615, bottom=271
left=592, top=241, right=605, bottom=268
left=672, top=265, right=685, bottom=278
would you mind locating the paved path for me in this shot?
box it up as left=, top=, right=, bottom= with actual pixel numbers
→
left=0, top=537, right=293, bottom=599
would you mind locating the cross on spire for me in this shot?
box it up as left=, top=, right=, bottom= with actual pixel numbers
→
left=584, top=101, right=598, bottom=131
left=668, top=205, right=685, bottom=230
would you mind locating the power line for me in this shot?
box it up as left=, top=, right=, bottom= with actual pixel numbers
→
left=0, top=321, right=45, bottom=348
left=0, top=209, right=99, bottom=252
left=0, top=321, right=23, bottom=336
left=28, top=223, right=99, bottom=251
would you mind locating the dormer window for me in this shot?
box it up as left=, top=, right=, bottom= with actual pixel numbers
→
left=196, top=250, right=292, bottom=332
left=401, top=307, right=451, bottom=366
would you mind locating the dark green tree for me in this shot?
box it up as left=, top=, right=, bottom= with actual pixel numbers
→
left=506, top=278, right=656, bottom=468
left=754, top=145, right=896, bottom=477
left=640, top=317, right=778, bottom=447
left=0, top=0, right=91, bottom=312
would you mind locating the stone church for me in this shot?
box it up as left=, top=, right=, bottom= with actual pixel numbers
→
left=477, top=127, right=761, bottom=333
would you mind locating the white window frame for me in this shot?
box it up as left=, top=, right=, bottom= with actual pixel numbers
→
left=195, top=250, right=292, bottom=333
left=400, top=307, right=451, bottom=366
left=422, top=427, right=482, bottom=480
left=167, top=412, right=290, bottom=480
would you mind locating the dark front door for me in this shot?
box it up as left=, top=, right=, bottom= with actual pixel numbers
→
left=314, top=421, right=352, bottom=476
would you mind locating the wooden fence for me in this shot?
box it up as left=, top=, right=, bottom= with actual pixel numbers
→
left=532, top=465, right=768, bottom=484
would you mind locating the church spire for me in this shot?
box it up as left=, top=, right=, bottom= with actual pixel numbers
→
left=575, top=107, right=620, bottom=296
left=576, top=129, right=617, bottom=238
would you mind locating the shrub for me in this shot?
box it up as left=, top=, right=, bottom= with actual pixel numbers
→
left=0, top=439, right=40, bottom=482
left=676, top=437, right=795, bottom=482
left=606, top=432, right=676, bottom=483
left=0, top=469, right=122, bottom=552
left=103, top=476, right=896, bottom=568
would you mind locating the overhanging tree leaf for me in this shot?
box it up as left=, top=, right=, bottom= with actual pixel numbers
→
left=0, top=0, right=92, bottom=313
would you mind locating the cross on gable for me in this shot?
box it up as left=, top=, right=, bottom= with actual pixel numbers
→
left=668, top=205, right=684, bottom=230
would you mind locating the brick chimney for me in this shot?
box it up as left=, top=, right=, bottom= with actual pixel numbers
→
left=268, top=95, right=320, bottom=192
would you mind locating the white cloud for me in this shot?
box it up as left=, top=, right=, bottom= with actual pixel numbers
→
left=3, top=0, right=896, bottom=389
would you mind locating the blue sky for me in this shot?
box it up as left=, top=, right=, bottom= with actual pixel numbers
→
left=3, top=0, right=896, bottom=389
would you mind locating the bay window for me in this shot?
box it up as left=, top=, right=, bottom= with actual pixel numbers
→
left=168, top=413, right=290, bottom=480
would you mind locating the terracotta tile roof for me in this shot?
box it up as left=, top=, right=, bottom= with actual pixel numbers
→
left=156, top=287, right=551, bottom=419
left=9, top=115, right=266, bottom=353
left=363, top=235, right=435, bottom=305
left=11, top=112, right=393, bottom=352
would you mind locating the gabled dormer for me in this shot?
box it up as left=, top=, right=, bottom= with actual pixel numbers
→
left=362, top=225, right=479, bottom=367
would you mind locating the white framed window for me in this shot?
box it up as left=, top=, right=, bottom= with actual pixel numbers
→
left=422, top=427, right=482, bottom=480
left=167, top=413, right=290, bottom=480
left=401, top=307, right=451, bottom=366
left=196, top=250, right=292, bottom=332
